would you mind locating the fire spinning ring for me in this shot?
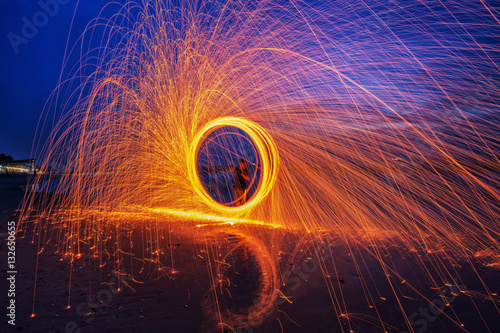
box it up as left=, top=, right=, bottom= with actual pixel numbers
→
left=188, top=117, right=279, bottom=213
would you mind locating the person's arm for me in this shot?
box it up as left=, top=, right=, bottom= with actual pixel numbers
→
left=242, top=168, right=250, bottom=181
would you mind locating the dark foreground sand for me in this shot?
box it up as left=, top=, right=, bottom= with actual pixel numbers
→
left=1, top=174, right=500, bottom=333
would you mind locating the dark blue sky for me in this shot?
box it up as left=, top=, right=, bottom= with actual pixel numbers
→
left=1, top=1, right=498, bottom=160
left=0, top=0, right=126, bottom=159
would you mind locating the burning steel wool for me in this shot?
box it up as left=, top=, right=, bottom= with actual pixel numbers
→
left=18, top=0, right=500, bottom=332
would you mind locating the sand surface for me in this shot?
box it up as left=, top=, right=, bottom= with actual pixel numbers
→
left=1, top=174, right=500, bottom=333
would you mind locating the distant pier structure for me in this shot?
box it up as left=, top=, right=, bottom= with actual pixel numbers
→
left=1, top=158, right=36, bottom=174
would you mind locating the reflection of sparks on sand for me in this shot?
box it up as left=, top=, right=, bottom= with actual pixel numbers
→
left=19, top=202, right=500, bottom=331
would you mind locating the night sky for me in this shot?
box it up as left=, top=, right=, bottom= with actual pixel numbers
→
left=0, top=0, right=126, bottom=160
left=1, top=1, right=498, bottom=161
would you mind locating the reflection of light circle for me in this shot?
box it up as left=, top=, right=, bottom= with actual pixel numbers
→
left=188, top=117, right=279, bottom=213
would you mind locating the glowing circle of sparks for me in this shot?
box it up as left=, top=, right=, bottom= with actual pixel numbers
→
left=188, top=117, right=279, bottom=213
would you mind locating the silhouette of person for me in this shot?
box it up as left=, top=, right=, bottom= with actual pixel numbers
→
left=233, top=159, right=250, bottom=206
